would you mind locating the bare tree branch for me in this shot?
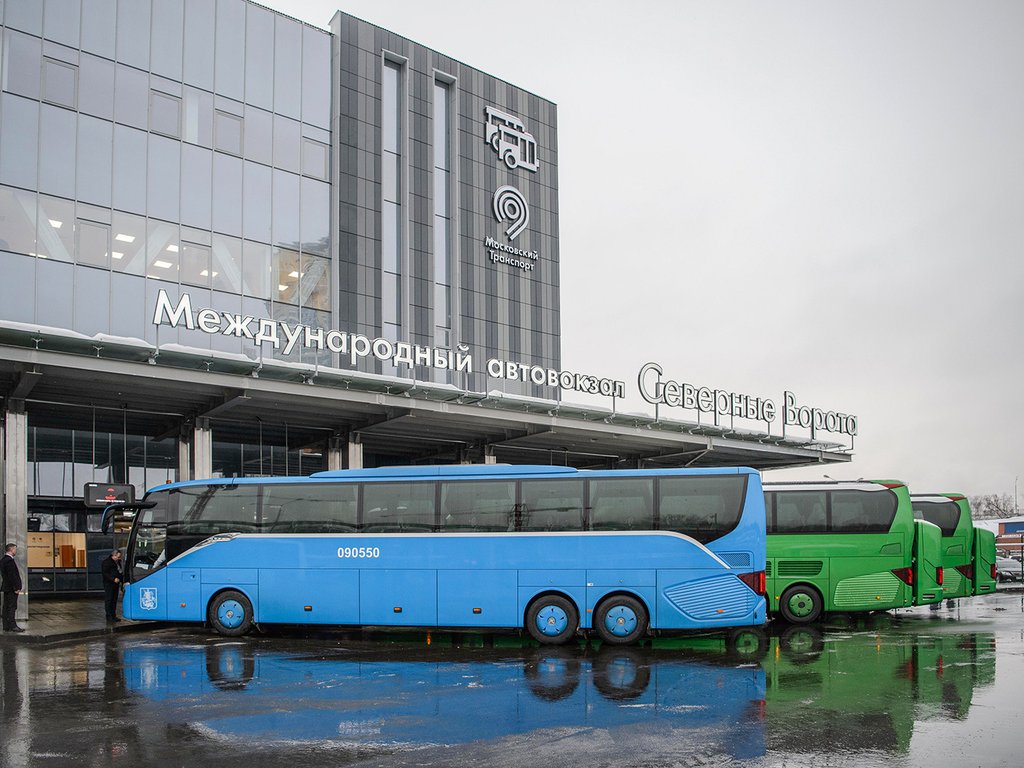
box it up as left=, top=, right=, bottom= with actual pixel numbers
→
left=968, top=494, right=1017, bottom=519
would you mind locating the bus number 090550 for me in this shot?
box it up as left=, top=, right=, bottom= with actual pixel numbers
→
left=337, top=546, right=381, bottom=559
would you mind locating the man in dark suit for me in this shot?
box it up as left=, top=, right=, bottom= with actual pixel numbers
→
left=101, top=549, right=124, bottom=622
left=1, top=543, right=24, bottom=632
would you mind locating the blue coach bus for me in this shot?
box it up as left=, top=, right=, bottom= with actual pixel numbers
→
left=118, top=465, right=767, bottom=644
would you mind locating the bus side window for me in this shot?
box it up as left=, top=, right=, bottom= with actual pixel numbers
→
left=520, top=479, right=584, bottom=532
left=830, top=497, right=865, bottom=532
left=658, top=476, right=746, bottom=543
left=776, top=502, right=802, bottom=531
left=261, top=484, right=358, bottom=533
left=773, top=491, right=827, bottom=534
left=589, top=478, right=653, bottom=531
left=362, top=482, right=435, bottom=533
left=439, top=481, right=515, bottom=532
left=831, top=490, right=897, bottom=533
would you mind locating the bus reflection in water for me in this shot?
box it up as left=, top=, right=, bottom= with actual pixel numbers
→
left=759, top=627, right=996, bottom=755
left=123, top=642, right=767, bottom=759
left=120, top=626, right=995, bottom=760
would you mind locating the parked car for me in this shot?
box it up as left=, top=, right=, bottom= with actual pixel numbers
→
left=996, top=557, right=1022, bottom=582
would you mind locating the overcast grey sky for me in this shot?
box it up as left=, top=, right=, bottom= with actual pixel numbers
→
left=273, top=0, right=1024, bottom=497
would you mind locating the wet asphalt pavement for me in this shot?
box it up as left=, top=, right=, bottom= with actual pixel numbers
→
left=2, top=592, right=1022, bottom=768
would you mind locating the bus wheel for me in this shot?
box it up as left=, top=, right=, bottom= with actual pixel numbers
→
left=526, top=595, right=578, bottom=645
left=594, top=596, right=648, bottom=645
left=779, top=585, right=822, bottom=624
left=208, top=591, right=254, bottom=637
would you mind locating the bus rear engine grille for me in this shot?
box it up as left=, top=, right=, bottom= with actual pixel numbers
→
left=778, top=561, right=823, bottom=577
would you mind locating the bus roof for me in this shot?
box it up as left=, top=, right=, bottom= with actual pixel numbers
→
left=144, top=464, right=758, bottom=493
left=910, top=493, right=968, bottom=503
left=763, top=480, right=905, bottom=492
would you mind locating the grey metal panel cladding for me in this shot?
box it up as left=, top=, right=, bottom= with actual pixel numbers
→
left=333, top=12, right=560, bottom=385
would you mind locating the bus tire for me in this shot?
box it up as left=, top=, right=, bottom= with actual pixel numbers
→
left=208, top=590, right=254, bottom=637
left=778, top=585, right=823, bottom=624
left=526, top=595, right=578, bottom=645
left=593, top=595, right=648, bottom=646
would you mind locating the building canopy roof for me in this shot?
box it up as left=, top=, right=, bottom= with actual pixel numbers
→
left=0, top=323, right=851, bottom=471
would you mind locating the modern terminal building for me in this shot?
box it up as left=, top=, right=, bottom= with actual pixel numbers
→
left=0, top=0, right=850, bottom=597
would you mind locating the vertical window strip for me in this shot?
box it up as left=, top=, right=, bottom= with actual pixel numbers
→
left=381, top=59, right=403, bottom=341
left=432, top=79, right=451, bottom=358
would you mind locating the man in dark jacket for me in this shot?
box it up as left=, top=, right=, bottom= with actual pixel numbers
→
left=1, top=543, right=24, bottom=632
left=101, top=549, right=124, bottom=622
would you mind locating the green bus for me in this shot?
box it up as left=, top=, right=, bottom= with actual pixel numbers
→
left=911, top=494, right=996, bottom=599
left=912, top=519, right=946, bottom=606
left=763, top=481, right=920, bottom=623
left=971, top=526, right=997, bottom=596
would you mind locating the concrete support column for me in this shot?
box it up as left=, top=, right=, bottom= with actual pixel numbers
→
left=347, top=435, right=363, bottom=469
left=327, top=436, right=344, bottom=471
left=177, top=428, right=192, bottom=483
left=193, top=418, right=213, bottom=479
left=0, top=415, right=4, bottom=544
left=483, top=446, right=496, bottom=465
left=3, top=402, right=29, bottom=622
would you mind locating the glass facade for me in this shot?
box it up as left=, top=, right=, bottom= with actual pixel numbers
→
left=27, top=424, right=177, bottom=500
left=0, top=0, right=567, bottom=595
left=1, top=1, right=561, bottom=386
left=21, top=418, right=179, bottom=595
left=24, top=418, right=327, bottom=494
left=0, top=0, right=332, bottom=364
left=0, top=1, right=564, bottom=451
